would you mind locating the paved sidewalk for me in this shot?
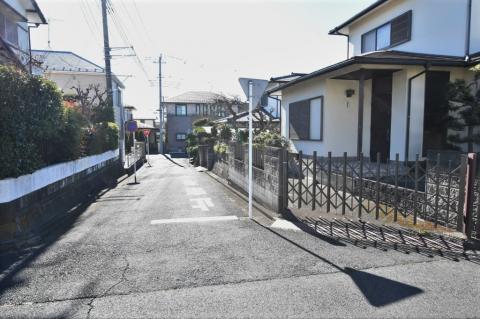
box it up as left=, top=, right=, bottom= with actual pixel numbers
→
left=0, top=155, right=479, bottom=318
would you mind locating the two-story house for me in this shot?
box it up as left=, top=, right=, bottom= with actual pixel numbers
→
left=0, top=0, right=46, bottom=71
left=164, top=91, right=244, bottom=153
left=32, top=49, right=127, bottom=162
left=268, top=0, right=480, bottom=161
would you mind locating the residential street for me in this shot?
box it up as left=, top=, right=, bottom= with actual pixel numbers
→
left=1, top=155, right=479, bottom=318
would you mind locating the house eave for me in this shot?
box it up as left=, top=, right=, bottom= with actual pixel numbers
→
left=267, top=54, right=467, bottom=94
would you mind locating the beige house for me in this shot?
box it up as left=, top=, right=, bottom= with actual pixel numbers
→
left=32, top=50, right=126, bottom=162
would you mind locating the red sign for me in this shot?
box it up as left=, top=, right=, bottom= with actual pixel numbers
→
left=142, top=129, right=151, bottom=137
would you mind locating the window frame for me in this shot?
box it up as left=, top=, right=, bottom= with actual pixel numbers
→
left=175, top=104, right=187, bottom=116
left=176, top=132, right=187, bottom=141
left=360, top=10, right=412, bottom=54
left=288, top=95, right=324, bottom=142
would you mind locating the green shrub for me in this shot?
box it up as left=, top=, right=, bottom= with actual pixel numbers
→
left=0, top=66, right=66, bottom=178
left=85, top=122, right=119, bottom=155
left=253, top=131, right=289, bottom=148
left=234, top=129, right=248, bottom=143
left=214, top=143, right=228, bottom=154
left=193, top=118, right=212, bottom=127
left=218, top=124, right=232, bottom=141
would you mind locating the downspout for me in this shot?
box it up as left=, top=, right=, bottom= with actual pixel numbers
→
left=465, top=0, right=472, bottom=60
left=405, top=64, right=429, bottom=162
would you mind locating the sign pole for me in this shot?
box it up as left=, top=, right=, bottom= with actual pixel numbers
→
left=133, top=134, right=137, bottom=184
left=248, top=80, right=253, bottom=219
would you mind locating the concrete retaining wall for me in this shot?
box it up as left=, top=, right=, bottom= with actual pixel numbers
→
left=0, top=151, right=121, bottom=248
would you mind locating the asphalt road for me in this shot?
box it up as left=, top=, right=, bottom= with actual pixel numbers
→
left=0, top=155, right=479, bottom=318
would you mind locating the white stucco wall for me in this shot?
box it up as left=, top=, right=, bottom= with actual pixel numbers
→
left=347, top=0, right=470, bottom=57
left=0, top=150, right=119, bottom=203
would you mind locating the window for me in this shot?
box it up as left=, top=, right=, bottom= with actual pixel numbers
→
left=5, top=17, right=18, bottom=45
left=203, top=105, right=208, bottom=116
left=361, top=11, right=412, bottom=53
left=175, top=104, right=187, bottom=116
left=195, top=104, right=201, bottom=115
left=176, top=133, right=187, bottom=141
left=289, top=96, right=323, bottom=141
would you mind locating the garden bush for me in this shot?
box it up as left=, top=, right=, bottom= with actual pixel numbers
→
left=253, top=130, right=289, bottom=148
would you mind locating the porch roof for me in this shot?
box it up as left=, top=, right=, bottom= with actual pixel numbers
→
left=267, top=51, right=467, bottom=94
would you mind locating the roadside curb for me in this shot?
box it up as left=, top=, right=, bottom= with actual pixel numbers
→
left=204, top=170, right=280, bottom=222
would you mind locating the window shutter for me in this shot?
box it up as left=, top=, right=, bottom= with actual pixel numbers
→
left=390, top=11, right=411, bottom=46
left=289, top=100, right=310, bottom=140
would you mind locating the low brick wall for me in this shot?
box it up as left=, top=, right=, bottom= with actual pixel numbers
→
left=0, top=153, right=121, bottom=248
left=208, top=144, right=284, bottom=213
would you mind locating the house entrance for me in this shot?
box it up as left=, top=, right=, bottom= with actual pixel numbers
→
left=370, top=74, right=392, bottom=162
left=423, top=71, right=450, bottom=155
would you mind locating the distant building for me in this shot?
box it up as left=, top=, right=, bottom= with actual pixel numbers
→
left=164, top=91, right=244, bottom=153
left=0, top=0, right=46, bottom=72
left=32, top=49, right=126, bottom=161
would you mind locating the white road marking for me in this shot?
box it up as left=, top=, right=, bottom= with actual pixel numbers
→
left=151, top=215, right=238, bottom=225
left=270, top=219, right=302, bottom=231
left=189, top=197, right=214, bottom=211
left=186, top=187, right=206, bottom=196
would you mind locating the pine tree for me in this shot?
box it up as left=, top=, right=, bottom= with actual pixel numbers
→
left=447, top=66, right=480, bottom=152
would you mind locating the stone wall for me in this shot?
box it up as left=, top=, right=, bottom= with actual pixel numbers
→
left=0, top=155, right=121, bottom=249
left=208, top=144, right=284, bottom=213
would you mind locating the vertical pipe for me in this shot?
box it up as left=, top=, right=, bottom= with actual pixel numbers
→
left=357, top=72, right=365, bottom=158
left=312, top=151, right=317, bottom=211
left=342, top=152, right=347, bottom=215
left=248, top=80, right=253, bottom=219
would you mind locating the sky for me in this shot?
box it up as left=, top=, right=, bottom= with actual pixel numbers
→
left=31, top=0, right=375, bottom=118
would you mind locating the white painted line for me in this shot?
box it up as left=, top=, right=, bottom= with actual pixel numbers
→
left=270, top=219, right=302, bottom=231
left=195, top=167, right=207, bottom=172
left=151, top=216, right=238, bottom=225
left=190, top=197, right=214, bottom=211
left=186, top=187, right=206, bottom=196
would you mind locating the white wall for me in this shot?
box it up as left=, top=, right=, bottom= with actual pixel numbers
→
left=348, top=0, right=470, bottom=57
left=0, top=150, right=119, bottom=203
left=281, top=76, right=372, bottom=157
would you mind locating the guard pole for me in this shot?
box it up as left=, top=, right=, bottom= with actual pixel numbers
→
left=248, top=80, right=253, bottom=219
left=133, top=135, right=137, bottom=184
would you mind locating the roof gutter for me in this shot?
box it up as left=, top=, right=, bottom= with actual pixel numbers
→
left=405, top=64, right=429, bottom=161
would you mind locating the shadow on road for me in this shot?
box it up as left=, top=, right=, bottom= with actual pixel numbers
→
left=0, top=186, right=114, bottom=300
left=162, top=154, right=185, bottom=168
left=254, top=219, right=424, bottom=307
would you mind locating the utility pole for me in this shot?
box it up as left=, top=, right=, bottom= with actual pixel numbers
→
left=158, top=54, right=164, bottom=154
left=101, top=0, right=125, bottom=164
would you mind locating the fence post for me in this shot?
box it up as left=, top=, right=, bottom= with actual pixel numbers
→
left=327, top=152, right=332, bottom=213
left=358, top=153, right=363, bottom=218
left=375, top=152, right=380, bottom=220
left=394, top=153, right=399, bottom=222
left=298, top=151, right=303, bottom=209
left=342, top=152, right=347, bottom=215
left=282, top=149, right=288, bottom=213
left=312, top=151, right=317, bottom=211
left=457, top=154, right=468, bottom=232
left=464, top=153, right=477, bottom=238
left=413, top=154, right=419, bottom=225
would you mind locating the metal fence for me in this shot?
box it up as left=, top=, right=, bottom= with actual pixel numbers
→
left=284, top=151, right=480, bottom=239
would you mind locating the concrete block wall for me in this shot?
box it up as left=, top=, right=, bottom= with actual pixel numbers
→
left=208, top=144, right=283, bottom=213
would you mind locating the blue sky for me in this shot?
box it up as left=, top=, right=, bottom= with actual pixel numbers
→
left=31, top=0, right=375, bottom=117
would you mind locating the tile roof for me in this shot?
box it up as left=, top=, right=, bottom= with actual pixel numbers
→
left=31, top=50, right=104, bottom=73
left=164, top=91, right=224, bottom=104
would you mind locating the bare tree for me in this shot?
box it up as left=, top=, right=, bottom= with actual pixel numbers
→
left=69, top=84, right=112, bottom=123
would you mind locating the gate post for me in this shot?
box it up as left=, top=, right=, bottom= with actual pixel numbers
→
left=464, top=153, right=477, bottom=238
left=278, top=148, right=288, bottom=214
left=457, top=154, right=468, bottom=232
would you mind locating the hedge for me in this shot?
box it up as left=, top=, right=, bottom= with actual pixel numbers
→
left=0, top=66, right=118, bottom=179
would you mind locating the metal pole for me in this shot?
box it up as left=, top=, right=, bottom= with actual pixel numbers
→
left=158, top=54, right=164, bottom=154
left=248, top=80, right=253, bottom=219
left=133, top=135, right=137, bottom=183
